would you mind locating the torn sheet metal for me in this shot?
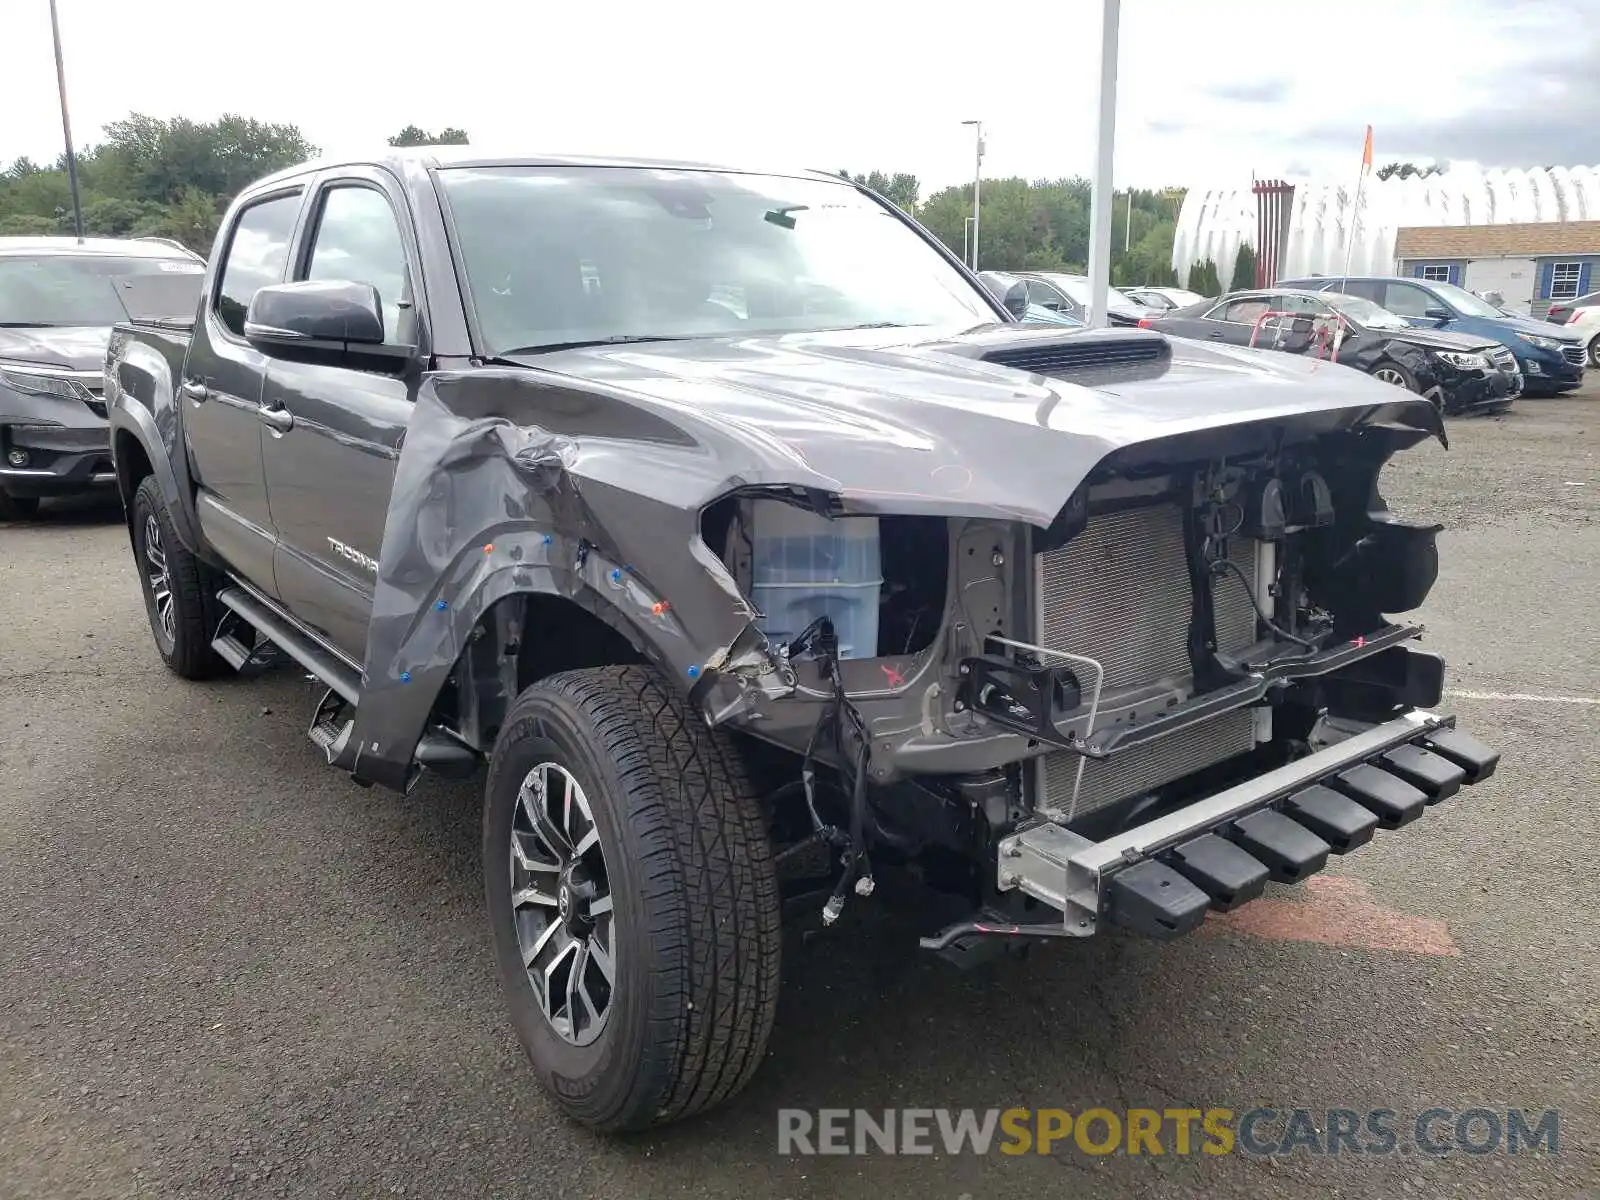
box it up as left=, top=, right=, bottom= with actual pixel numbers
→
left=346, top=369, right=784, bottom=790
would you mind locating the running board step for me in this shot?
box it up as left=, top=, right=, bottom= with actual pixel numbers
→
left=216, top=585, right=361, bottom=705
left=210, top=609, right=285, bottom=676
left=308, top=687, right=360, bottom=772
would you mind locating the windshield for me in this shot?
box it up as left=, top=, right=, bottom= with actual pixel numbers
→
left=1320, top=292, right=1412, bottom=331
left=1051, top=276, right=1138, bottom=309
left=437, top=166, right=998, bottom=354
left=1423, top=281, right=1508, bottom=319
left=0, top=255, right=203, bottom=327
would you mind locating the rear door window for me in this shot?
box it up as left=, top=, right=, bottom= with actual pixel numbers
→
left=215, top=192, right=302, bottom=337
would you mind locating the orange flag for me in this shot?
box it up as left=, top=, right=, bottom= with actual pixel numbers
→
left=1361, top=125, right=1374, bottom=172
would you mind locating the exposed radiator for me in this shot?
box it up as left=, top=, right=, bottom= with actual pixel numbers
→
left=1033, top=503, right=1261, bottom=818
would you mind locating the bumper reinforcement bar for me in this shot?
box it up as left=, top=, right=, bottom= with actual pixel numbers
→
left=990, top=709, right=1498, bottom=939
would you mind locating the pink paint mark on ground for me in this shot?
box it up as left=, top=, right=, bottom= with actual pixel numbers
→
left=1200, top=875, right=1460, bottom=957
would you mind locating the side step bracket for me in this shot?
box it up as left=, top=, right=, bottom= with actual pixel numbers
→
left=215, top=585, right=362, bottom=705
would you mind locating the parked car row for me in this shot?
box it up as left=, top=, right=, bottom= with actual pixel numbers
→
left=1140, top=287, right=1522, bottom=416
left=1275, top=273, right=1587, bottom=397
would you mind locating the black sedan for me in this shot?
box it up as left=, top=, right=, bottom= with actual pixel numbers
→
left=1144, top=288, right=1521, bottom=415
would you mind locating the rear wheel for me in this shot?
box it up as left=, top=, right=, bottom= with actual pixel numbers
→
left=484, top=664, right=781, bottom=1132
left=131, top=476, right=226, bottom=679
left=0, top=490, right=41, bottom=522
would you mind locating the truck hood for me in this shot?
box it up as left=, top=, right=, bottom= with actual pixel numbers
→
left=0, top=325, right=110, bottom=372
left=513, top=326, right=1440, bottom=528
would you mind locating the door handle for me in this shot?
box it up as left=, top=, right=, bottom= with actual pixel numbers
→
left=1207, top=330, right=1228, bottom=340
left=258, top=403, right=294, bottom=433
left=180, top=379, right=209, bottom=402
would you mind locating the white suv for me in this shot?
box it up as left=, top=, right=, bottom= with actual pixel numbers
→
left=1546, top=291, right=1600, bottom=368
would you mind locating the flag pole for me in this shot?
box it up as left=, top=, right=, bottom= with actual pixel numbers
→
left=1340, top=125, right=1372, bottom=289
left=48, top=0, right=85, bottom=243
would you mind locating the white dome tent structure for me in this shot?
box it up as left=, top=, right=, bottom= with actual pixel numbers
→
left=1172, top=165, right=1600, bottom=285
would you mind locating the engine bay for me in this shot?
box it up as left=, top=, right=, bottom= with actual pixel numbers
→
left=700, top=417, right=1449, bottom=930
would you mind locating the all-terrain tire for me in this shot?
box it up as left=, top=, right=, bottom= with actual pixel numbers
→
left=131, top=476, right=226, bottom=679
left=483, top=664, right=781, bottom=1132
left=0, top=490, right=41, bottom=522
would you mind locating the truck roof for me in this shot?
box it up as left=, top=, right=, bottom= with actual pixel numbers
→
left=245, top=145, right=850, bottom=192
left=0, top=235, right=203, bottom=260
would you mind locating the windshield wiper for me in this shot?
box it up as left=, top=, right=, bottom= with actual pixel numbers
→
left=0, top=321, right=65, bottom=328
left=491, top=334, right=694, bottom=357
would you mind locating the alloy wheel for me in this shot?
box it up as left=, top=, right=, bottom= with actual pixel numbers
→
left=143, top=513, right=176, bottom=644
left=1373, top=367, right=1410, bottom=388
left=509, top=762, right=617, bottom=1046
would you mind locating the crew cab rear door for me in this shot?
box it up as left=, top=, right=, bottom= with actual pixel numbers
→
left=258, top=169, right=423, bottom=660
left=183, top=186, right=306, bottom=595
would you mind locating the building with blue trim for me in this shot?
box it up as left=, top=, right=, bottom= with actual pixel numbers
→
left=1394, top=221, right=1600, bottom=317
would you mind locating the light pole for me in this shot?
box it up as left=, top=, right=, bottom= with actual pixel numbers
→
left=1084, top=0, right=1121, bottom=326
left=961, top=119, right=984, bottom=270
left=48, top=0, right=85, bottom=242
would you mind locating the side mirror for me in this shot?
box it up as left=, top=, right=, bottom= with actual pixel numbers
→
left=1423, top=307, right=1451, bottom=322
left=244, top=280, right=386, bottom=352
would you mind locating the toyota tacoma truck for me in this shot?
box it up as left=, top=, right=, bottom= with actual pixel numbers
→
left=106, top=149, right=1500, bottom=1132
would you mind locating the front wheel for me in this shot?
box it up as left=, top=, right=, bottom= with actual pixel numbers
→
left=484, top=665, right=781, bottom=1132
left=1588, top=334, right=1599, bottom=369
left=1371, top=361, right=1419, bottom=392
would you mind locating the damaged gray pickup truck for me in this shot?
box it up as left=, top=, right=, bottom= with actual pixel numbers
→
left=106, top=149, right=1500, bottom=1132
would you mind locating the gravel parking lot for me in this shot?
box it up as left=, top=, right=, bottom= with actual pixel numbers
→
left=3, top=382, right=1597, bottom=1199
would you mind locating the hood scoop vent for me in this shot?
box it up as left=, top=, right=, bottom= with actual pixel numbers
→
left=978, top=328, right=1171, bottom=379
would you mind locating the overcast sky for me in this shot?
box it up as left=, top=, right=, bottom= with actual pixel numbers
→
left=3, top=0, right=1596, bottom=193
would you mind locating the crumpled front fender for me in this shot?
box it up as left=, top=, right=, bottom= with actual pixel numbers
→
left=344, top=372, right=793, bottom=790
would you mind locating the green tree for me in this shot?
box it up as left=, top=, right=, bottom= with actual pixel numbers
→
left=0, top=212, right=56, bottom=236
left=1186, top=258, right=1222, bottom=296
left=910, top=176, right=1183, bottom=280
left=838, top=170, right=919, bottom=213
left=0, top=110, right=315, bottom=255
left=388, top=125, right=470, bottom=147
left=1229, top=243, right=1258, bottom=290
left=94, top=113, right=316, bottom=205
